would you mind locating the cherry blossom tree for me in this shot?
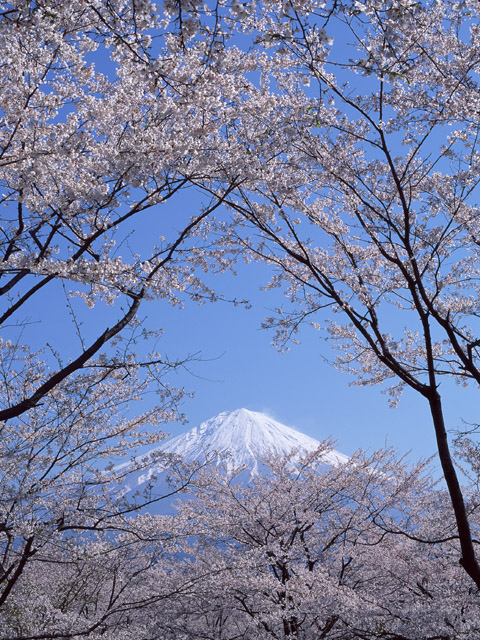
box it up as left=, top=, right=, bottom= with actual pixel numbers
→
left=148, top=447, right=480, bottom=640
left=0, top=0, right=243, bottom=622
left=0, top=0, right=242, bottom=424
left=194, top=0, right=480, bottom=588
left=5, top=444, right=477, bottom=640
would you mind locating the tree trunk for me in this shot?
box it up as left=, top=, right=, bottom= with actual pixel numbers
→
left=428, top=390, right=480, bottom=589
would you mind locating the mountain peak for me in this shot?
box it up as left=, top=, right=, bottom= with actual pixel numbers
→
left=159, top=408, right=348, bottom=473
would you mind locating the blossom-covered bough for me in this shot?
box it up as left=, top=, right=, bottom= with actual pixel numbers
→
left=0, top=0, right=242, bottom=633
left=201, top=0, right=480, bottom=590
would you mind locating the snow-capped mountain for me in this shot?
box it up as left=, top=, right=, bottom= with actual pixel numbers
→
left=160, top=408, right=347, bottom=471
left=118, top=409, right=348, bottom=498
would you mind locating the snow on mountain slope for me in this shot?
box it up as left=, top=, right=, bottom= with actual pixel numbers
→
left=119, top=409, right=348, bottom=495
left=161, top=408, right=347, bottom=471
